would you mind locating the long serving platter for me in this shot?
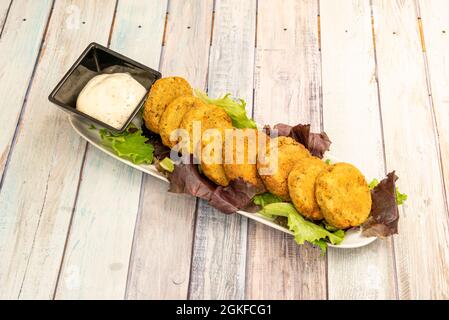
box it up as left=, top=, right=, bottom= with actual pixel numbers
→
left=69, top=116, right=377, bottom=249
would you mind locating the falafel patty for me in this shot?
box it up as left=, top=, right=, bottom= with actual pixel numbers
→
left=222, top=128, right=266, bottom=190
left=200, top=130, right=229, bottom=186
left=258, top=136, right=311, bottom=201
left=199, top=110, right=233, bottom=186
left=159, top=96, right=205, bottom=148
left=143, top=77, right=193, bottom=133
left=315, top=162, right=372, bottom=229
left=288, top=157, right=327, bottom=220
left=177, top=102, right=214, bottom=154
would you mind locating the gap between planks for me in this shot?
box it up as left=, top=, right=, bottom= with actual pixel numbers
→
left=414, top=0, right=449, bottom=227
left=369, top=0, right=399, bottom=299
left=107, top=0, right=120, bottom=46
left=125, top=0, right=171, bottom=299
left=161, top=12, right=168, bottom=46
left=52, top=0, right=119, bottom=298
left=52, top=144, right=89, bottom=299
left=417, top=18, right=426, bottom=52
left=0, top=0, right=13, bottom=38
left=317, top=0, right=327, bottom=300
left=0, top=0, right=56, bottom=194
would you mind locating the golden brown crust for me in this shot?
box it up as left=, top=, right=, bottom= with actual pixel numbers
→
left=315, top=162, right=372, bottom=229
left=200, top=131, right=229, bottom=186
left=258, top=136, right=311, bottom=201
left=199, top=109, right=233, bottom=186
left=159, top=96, right=204, bottom=148
left=143, top=77, right=193, bottom=133
left=222, top=129, right=265, bottom=190
left=177, top=102, right=214, bottom=154
left=201, top=108, right=233, bottom=132
left=288, top=157, right=327, bottom=220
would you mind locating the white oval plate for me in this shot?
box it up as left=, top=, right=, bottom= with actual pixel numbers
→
left=69, top=116, right=377, bottom=249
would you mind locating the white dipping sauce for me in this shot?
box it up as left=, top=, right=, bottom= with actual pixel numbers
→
left=76, top=73, right=147, bottom=129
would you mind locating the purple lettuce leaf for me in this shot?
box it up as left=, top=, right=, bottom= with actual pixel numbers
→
left=167, top=156, right=216, bottom=201
left=141, top=124, right=171, bottom=160
left=362, top=172, right=400, bottom=237
left=266, top=123, right=331, bottom=159
left=209, top=179, right=259, bottom=214
left=167, top=156, right=258, bottom=214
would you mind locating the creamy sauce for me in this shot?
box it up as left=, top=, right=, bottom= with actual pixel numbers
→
left=76, top=73, right=147, bottom=129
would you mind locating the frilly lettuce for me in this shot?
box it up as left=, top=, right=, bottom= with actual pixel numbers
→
left=195, top=89, right=257, bottom=129
left=363, top=172, right=402, bottom=237
left=259, top=202, right=345, bottom=254
left=253, top=192, right=283, bottom=207
left=369, top=178, right=408, bottom=205
left=100, top=125, right=154, bottom=165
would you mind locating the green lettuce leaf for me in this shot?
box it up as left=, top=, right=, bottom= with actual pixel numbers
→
left=100, top=126, right=154, bottom=165
left=253, top=192, right=283, bottom=207
left=259, top=202, right=345, bottom=254
left=195, top=89, right=257, bottom=129
left=369, top=178, right=408, bottom=205
left=368, top=178, right=379, bottom=190
left=395, top=189, right=408, bottom=205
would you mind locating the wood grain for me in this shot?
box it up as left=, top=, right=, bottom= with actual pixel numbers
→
left=320, top=0, right=397, bottom=299
left=125, top=0, right=214, bottom=299
left=0, top=0, right=116, bottom=299
left=418, top=0, right=449, bottom=224
left=1, top=0, right=449, bottom=300
left=188, top=0, right=256, bottom=300
left=0, top=0, right=53, bottom=179
left=55, top=0, right=167, bottom=299
left=246, top=0, right=326, bottom=300
left=372, top=0, right=449, bottom=299
left=0, top=0, right=11, bottom=35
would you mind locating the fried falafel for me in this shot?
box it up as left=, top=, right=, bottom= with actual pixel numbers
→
left=159, top=96, right=205, bottom=148
left=258, top=136, right=311, bottom=201
left=288, top=157, right=327, bottom=220
left=143, top=77, right=193, bottom=133
left=200, top=129, right=229, bottom=186
left=315, top=162, right=372, bottom=229
left=177, top=102, right=214, bottom=154
left=222, top=128, right=266, bottom=190
left=199, top=109, right=233, bottom=186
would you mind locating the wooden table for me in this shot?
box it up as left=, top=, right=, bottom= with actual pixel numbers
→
left=1, top=0, right=448, bottom=300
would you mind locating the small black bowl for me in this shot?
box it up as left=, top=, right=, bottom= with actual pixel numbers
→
left=48, top=42, right=161, bottom=133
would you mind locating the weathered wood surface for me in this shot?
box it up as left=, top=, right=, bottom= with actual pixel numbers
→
left=372, top=0, right=449, bottom=299
left=0, top=0, right=11, bottom=36
left=0, top=0, right=116, bottom=299
left=320, top=0, right=397, bottom=299
left=1, top=0, right=449, bottom=300
left=55, top=0, right=167, bottom=300
left=418, top=0, right=449, bottom=224
left=246, top=0, right=326, bottom=300
left=125, top=0, right=214, bottom=299
left=0, top=0, right=53, bottom=178
left=188, top=0, right=256, bottom=300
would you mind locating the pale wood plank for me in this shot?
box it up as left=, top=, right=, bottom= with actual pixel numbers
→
left=188, top=0, right=256, bottom=300
left=0, top=0, right=11, bottom=34
left=246, top=0, right=326, bottom=299
left=320, top=0, right=397, bottom=299
left=125, top=0, right=214, bottom=299
left=418, top=0, right=449, bottom=231
left=372, top=0, right=449, bottom=299
left=0, top=0, right=52, bottom=178
left=0, top=0, right=116, bottom=299
left=107, top=0, right=166, bottom=71
left=55, top=0, right=167, bottom=299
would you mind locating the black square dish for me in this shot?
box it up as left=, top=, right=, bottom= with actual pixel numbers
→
left=48, top=42, right=161, bottom=132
